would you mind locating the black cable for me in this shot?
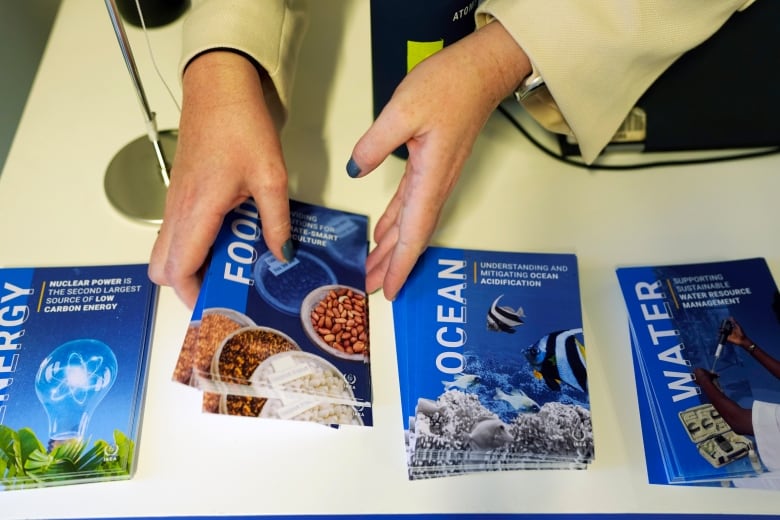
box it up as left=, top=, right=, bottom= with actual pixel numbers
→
left=496, top=102, right=780, bottom=171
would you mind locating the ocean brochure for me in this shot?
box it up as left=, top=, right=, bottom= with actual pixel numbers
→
left=173, top=198, right=373, bottom=428
left=0, top=264, right=158, bottom=490
left=393, top=246, right=593, bottom=480
left=617, top=258, right=780, bottom=485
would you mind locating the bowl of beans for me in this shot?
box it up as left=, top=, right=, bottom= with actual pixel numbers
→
left=301, top=285, right=369, bottom=361
left=210, top=325, right=300, bottom=417
left=251, top=350, right=364, bottom=426
left=253, top=250, right=337, bottom=315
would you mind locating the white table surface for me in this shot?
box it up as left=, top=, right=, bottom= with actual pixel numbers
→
left=2, top=1, right=780, bottom=518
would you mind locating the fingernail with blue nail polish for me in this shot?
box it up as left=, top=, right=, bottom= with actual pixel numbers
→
left=346, top=157, right=361, bottom=178
left=282, top=239, right=295, bottom=262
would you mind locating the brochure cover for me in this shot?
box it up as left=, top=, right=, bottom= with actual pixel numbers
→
left=631, top=334, right=732, bottom=488
left=173, top=199, right=373, bottom=427
left=0, top=264, right=157, bottom=490
left=393, top=246, right=593, bottom=480
left=616, top=258, right=780, bottom=486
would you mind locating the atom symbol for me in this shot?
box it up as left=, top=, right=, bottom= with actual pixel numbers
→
left=41, top=352, right=114, bottom=405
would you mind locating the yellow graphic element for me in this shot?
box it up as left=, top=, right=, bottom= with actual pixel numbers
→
left=37, top=281, right=46, bottom=312
left=666, top=278, right=680, bottom=310
left=407, top=40, right=444, bottom=73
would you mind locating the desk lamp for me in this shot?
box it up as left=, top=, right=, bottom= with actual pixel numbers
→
left=102, top=0, right=177, bottom=224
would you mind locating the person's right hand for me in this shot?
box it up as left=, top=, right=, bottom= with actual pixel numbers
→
left=149, top=51, right=293, bottom=308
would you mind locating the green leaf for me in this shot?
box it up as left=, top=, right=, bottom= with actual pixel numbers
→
left=18, top=428, right=45, bottom=467
left=0, top=425, right=21, bottom=462
left=113, top=430, right=135, bottom=470
left=76, top=441, right=108, bottom=472
left=0, top=426, right=138, bottom=488
left=24, top=449, right=53, bottom=472
left=0, top=425, right=23, bottom=481
left=51, top=438, right=86, bottom=463
left=41, top=458, right=79, bottom=475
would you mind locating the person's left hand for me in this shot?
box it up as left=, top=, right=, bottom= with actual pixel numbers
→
left=693, top=367, right=718, bottom=386
left=346, top=21, right=531, bottom=300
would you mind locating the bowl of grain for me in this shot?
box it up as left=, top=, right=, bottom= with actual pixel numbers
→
left=210, top=325, right=300, bottom=417
left=185, top=308, right=256, bottom=412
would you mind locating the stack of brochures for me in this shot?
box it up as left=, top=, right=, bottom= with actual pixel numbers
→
left=172, top=199, right=373, bottom=428
left=393, top=246, right=594, bottom=480
left=617, top=258, right=780, bottom=488
left=0, top=264, right=158, bottom=490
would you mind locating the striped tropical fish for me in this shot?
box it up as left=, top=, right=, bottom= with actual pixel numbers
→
left=486, top=294, right=525, bottom=333
left=525, top=328, right=587, bottom=393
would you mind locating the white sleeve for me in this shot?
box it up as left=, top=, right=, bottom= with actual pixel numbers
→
left=476, top=0, right=756, bottom=163
left=752, top=399, right=780, bottom=472
left=180, top=0, right=307, bottom=128
left=732, top=400, right=780, bottom=489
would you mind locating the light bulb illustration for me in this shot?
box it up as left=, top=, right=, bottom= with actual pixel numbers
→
left=35, top=339, right=118, bottom=449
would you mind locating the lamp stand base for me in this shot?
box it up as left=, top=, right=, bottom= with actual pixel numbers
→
left=104, top=129, right=177, bottom=224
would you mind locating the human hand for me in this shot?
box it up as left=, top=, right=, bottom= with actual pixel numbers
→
left=725, top=317, right=753, bottom=349
left=693, top=367, right=718, bottom=386
left=347, top=21, right=531, bottom=300
left=149, top=51, right=293, bottom=308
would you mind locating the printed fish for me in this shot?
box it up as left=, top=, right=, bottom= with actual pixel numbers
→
left=442, top=373, right=480, bottom=391
left=525, top=328, right=587, bottom=393
left=468, top=417, right=514, bottom=450
left=494, top=387, right=540, bottom=412
left=486, top=295, right=525, bottom=333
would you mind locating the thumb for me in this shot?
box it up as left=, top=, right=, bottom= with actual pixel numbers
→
left=346, top=104, right=414, bottom=178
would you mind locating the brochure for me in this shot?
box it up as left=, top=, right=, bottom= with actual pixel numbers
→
left=0, top=264, right=157, bottom=490
left=393, top=246, right=593, bottom=480
left=617, top=258, right=780, bottom=486
left=173, top=199, right=373, bottom=427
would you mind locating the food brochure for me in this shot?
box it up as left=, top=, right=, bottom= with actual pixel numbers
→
left=173, top=199, right=372, bottom=427
left=393, top=246, right=593, bottom=480
left=0, top=264, right=158, bottom=490
left=616, top=258, right=780, bottom=486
